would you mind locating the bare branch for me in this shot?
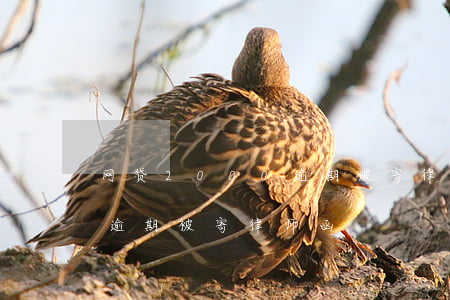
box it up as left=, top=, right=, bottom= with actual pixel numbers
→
left=0, top=0, right=29, bottom=49
left=120, top=0, right=145, bottom=121
left=0, top=192, right=64, bottom=219
left=423, top=168, right=450, bottom=215
left=383, top=68, right=436, bottom=170
left=140, top=181, right=306, bottom=271
left=318, top=0, right=412, bottom=117
left=7, top=273, right=59, bottom=299
left=445, top=0, right=450, bottom=14
left=58, top=0, right=146, bottom=284
left=0, top=147, right=52, bottom=223
left=114, top=171, right=240, bottom=262
left=41, top=192, right=57, bottom=263
left=41, top=192, right=55, bottom=221
left=89, top=84, right=112, bottom=141
left=161, top=65, right=175, bottom=88
left=0, top=199, right=27, bottom=244
left=113, top=0, right=253, bottom=93
left=0, top=0, right=40, bottom=56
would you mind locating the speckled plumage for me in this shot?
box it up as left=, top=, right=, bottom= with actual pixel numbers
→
left=319, top=159, right=370, bottom=233
left=29, top=27, right=335, bottom=280
left=282, top=159, right=371, bottom=280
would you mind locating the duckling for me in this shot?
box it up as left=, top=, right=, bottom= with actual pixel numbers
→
left=319, top=159, right=375, bottom=261
left=28, top=27, right=335, bottom=281
left=280, top=159, right=373, bottom=280
left=319, top=159, right=370, bottom=233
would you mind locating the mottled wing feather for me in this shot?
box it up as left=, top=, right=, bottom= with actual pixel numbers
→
left=169, top=101, right=294, bottom=192
left=31, top=74, right=233, bottom=247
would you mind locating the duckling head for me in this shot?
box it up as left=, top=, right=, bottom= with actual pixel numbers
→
left=330, top=159, right=372, bottom=189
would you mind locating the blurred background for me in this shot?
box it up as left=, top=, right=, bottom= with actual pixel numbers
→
left=0, top=0, right=449, bottom=259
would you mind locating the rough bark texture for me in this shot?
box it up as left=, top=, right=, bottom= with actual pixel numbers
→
left=0, top=165, right=449, bottom=300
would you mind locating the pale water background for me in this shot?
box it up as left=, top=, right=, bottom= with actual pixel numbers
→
left=0, top=0, right=449, bottom=258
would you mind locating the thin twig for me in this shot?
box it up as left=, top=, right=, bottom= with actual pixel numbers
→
left=41, top=192, right=55, bottom=221
left=404, top=198, right=436, bottom=230
left=318, top=0, right=412, bottom=116
left=0, top=147, right=52, bottom=223
left=120, top=0, right=145, bottom=121
left=57, top=0, right=145, bottom=285
left=445, top=0, right=450, bottom=15
left=114, top=171, right=240, bottom=262
left=161, top=65, right=175, bottom=88
left=42, top=192, right=57, bottom=263
left=57, top=154, right=130, bottom=283
left=0, top=192, right=64, bottom=219
left=439, top=196, right=448, bottom=221
left=396, top=168, right=450, bottom=229
left=140, top=180, right=307, bottom=271
left=424, top=168, right=450, bottom=203
left=0, top=0, right=29, bottom=49
left=89, top=84, right=112, bottom=141
left=113, top=0, right=253, bottom=93
left=6, top=274, right=59, bottom=299
left=383, top=68, right=436, bottom=170
left=0, top=0, right=40, bottom=55
left=0, top=199, right=27, bottom=244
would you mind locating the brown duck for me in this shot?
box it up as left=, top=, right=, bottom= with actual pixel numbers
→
left=29, top=27, right=335, bottom=281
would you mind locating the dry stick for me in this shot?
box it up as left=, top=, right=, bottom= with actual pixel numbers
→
left=0, top=0, right=40, bottom=55
left=0, top=0, right=29, bottom=49
left=120, top=0, right=144, bottom=122
left=383, top=69, right=436, bottom=170
left=318, top=0, right=412, bottom=117
left=57, top=0, right=146, bottom=285
left=423, top=168, right=450, bottom=203
left=440, top=196, right=448, bottom=221
left=6, top=273, right=60, bottom=299
left=7, top=2, right=146, bottom=298
left=140, top=181, right=305, bottom=271
left=437, top=168, right=450, bottom=220
left=56, top=127, right=132, bottom=284
left=161, top=65, right=175, bottom=88
left=399, top=169, right=450, bottom=229
left=113, top=0, right=253, bottom=93
left=0, top=147, right=52, bottom=223
left=114, top=171, right=240, bottom=262
left=41, top=192, right=56, bottom=221
left=42, top=192, right=57, bottom=263
left=89, top=84, right=112, bottom=141
left=0, top=192, right=64, bottom=219
left=0, top=200, right=27, bottom=244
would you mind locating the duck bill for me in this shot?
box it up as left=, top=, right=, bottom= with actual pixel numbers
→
left=355, top=178, right=371, bottom=189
